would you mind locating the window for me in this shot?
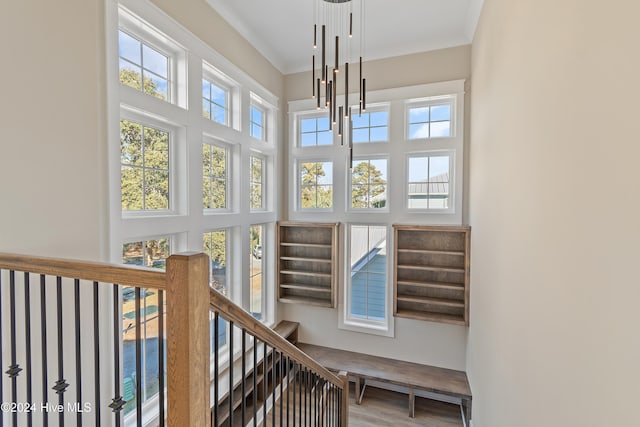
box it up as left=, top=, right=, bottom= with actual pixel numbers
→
left=202, top=142, right=228, bottom=210
left=299, top=115, right=332, bottom=147
left=407, top=154, right=451, bottom=209
left=249, top=225, right=264, bottom=319
left=348, top=225, right=388, bottom=322
left=120, top=119, right=170, bottom=211
left=298, top=161, right=333, bottom=209
left=121, top=237, right=169, bottom=415
left=202, top=79, right=229, bottom=125
left=204, top=230, right=228, bottom=351
left=407, top=102, right=452, bottom=139
left=351, top=109, right=389, bottom=143
left=250, top=155, right=265, bottom=210
left=250, top=105, right=266, bottom=140
left=351, top=158, right=388, bottom=209
left=118, top=30, right=169, bottom=101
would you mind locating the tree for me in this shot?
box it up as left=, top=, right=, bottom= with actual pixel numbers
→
left=250, top=156, right=263, bottom=209
left=300, top=162, right=332, bottom=208
left=351, top=161, right=386, bottom=208
left=203, top=145, right=226, bottom=209
left=119, top=68, right=166, bottom=101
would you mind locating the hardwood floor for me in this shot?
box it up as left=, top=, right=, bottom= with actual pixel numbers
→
left=347, top=384, right=463, bottom=427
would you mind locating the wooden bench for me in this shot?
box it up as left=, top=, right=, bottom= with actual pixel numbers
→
left=297, top=343, right=472, bottom=424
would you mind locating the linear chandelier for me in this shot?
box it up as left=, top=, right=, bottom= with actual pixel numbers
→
left=312, top=0, right=367, bottom=166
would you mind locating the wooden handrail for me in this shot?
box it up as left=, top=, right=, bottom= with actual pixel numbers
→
left=0, top=252, right=166, bottom=289
left=209, top=288, right=345, bottom=388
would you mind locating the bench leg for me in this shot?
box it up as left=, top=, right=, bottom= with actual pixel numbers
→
left=355, top=377, right=360, bottom=405
left=461, top=398, right=472, bottom=427
left=356, top=378, right=367, bottom=404
left=408, top=388, right=415, bottom=418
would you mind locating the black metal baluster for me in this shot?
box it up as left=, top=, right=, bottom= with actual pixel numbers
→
left=272, top=350, right=276, bottom=426
left=53, top=276, right=67, bottom=427
left=263, top=343, right=267, bottom=426
left=286, top=357, right=290, bottom=427
left=298, top=364, right=302, bottom=427
left=24, top=273, right=33, bottom=426
left=279, top=353, right=283, bottom=427
left=242, top=329, right=246, bottom=427
left=292, top=363, right=297, bottom=427
left=75, top=279, right=82, bottom=427
left=253, top=337, right=257, bottom=427
left=135, top=287, right=142, bottom=426
left=39, top=275, right=48, bottom=427
left=229, top=320, right=234, bottom=427
left=158, top=290, right=164, bottom=426
left=108, top=285, right=124, bottom=427
left=304, top=367, right=307, bottom=427
left=93, top=282, right=101, bottom=427
left=213, top=313, right=219, bottom=426
left=7, top=271, right=20, bottom=427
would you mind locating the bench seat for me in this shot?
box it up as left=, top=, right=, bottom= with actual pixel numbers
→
left=297, top=342, right=472, bottom=423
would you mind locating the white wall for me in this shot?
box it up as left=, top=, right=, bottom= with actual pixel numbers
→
left=282, top=46, right=472, bottom=370
left=467, top=0, right=640, bottom=425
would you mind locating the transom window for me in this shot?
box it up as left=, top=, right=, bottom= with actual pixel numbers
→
left=298, top=161, right=333, bottom=209
left=348, top=225, right=388, bottom=322
left=407, top=102, right=452, bottom=139
left=351, top=110, right=389, bottom=143
left=120, top=119, right=170, bottom=211
left=250, top=155, right=265, bottom=210
left=202, top=142, right=228, bottom=210
left=351, top=158, right=388, bottom=209
left=250, top=105, right=266, bottom=141
left=118, top=30, right=169, bottom=101
left=407, top=154, right=451, bottom=209
left=202, top=79, right=229, bottom=125
left=300, top=115, right=332, bottom=147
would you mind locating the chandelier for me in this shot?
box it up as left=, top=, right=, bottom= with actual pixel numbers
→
left=312, top=0, right=367, bottom=166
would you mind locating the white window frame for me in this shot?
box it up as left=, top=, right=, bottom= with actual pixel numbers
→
left=202, top=62, right=240, bottom=130
left=350, top=103, right=390, bottom=144
left=202, top=138, right=232, bottom=213
left=296, top=159, right=334, bottom=211
left=340, top=223, right=394, bottom=336
left=405, top=95, right=456, bottom=141
left=297, top=111, right=334, bottom=147
left=348, top=156, right=390, bottom=212
left=406, top=151, right=456, bottom=213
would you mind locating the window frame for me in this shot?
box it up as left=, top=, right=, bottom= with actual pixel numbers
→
left=348, top=156, right=390, bottom=212
left=249, top=103, right=266, bottom=141
left=405, top=96, right=456, bottom=141
left=297, top=112, right=334, bottom=147
left=340, top=223, right=394, bottom=336
left=350, top=104, right=390, bottom=144
left=405, top=151, right=455, bottom=213
left=296, top=159, right=334, bottom=211
left=202, top=139, right=231, bottom=213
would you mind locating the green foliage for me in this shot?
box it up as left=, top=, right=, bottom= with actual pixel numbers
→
left=351, top=161, right=386, bottom=208
left=120, top=120, right=169, bottom=210
left=250, top=156, right=263, bottom=209
left=203, top=231, right=226, bottom=265
left=119, top=68, right=166, bottom=101
left=250, top=225, right=261, bottom=253
left=300, top=162, right=332, bottom=208
left=203, top=145, right=227, bottom=209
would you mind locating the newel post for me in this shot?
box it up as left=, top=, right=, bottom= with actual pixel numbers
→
left=338, top=371, right=349, bottom=426
left=166, top=253, right=211, bottom=427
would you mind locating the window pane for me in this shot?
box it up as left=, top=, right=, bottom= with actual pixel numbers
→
left=370, top=111, right=388, bottom=127
left=211, top=84, right=226, bottom=106
left=301, top=133, right=316, bottom=147
left=249, top=225, right=263, bottom=319
left=251, top=123, right=263, bottom=139
left=350, top=225, right=387, bottom=321
left=144, top=73, right=168, bottom=100
left=202, top=99, right=211, bottom=120
left=142, top=44, right=168, bottom=78
left=121, top=166, right=143, bottom=210
left=352, top=128, right=369, bottom=143
left=120, top=121, right=142, bottom=166
left=118, top=31, right=141, bottom=64
left=317, top=131, right=333, bottom=145
left=119, top=60, right=142, bottom=91
left=300, top=118, right=317, bottom=133
left=212, top=105, right=226, bottom=124
left=430, top=121, right=451, bottom=137
left=143, top=127, right=168, bottom=169
left=430, top=104, right=451, bottom=122
left=299, top=162, right=333, bottom=209
left=369, top=126, right=388, bottom=142
left=351, top=159, right=387, bottom=209
left=202, top=80, right=211, bottom=99
left=203, top=144, right=227, bottom=209
left=408, top=155, right=450, bottom=209
left=144, top=169, right=169, bottom=209
left=409, top=123, right=429, bottom=139
left=351, top=113, right=369, bottom=129
left=203, top=230, right=227, bottom=294
left=409, top=107, right=429, bottom=123
left=317, top=117, right=330, bottom=131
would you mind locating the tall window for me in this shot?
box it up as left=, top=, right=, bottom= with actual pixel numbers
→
left=407, top=102, right=452, bottom=139
left=299, top=161, right=333, bottom=209
left=202, top=79, right=229, bottom=125
left=250, top=105, right=265, bottom=140
left=121, top=237, right=169, bottom=415
left=250, top=155, right=264, bottom=210
left=299, top=115, right=332, bottom=147
left=118, top=30, right=169, bottom=101
left=249, top=225, right=264, bottom=319
left=120, top=119, right=170, bottom=211
left=407, top=154, right=451, bottom=209
left=202, top=143, right=228, bottom=210
left=204, top=230, right=228, bottom=351
left=348, top=225, right=387, bottom=322
left=351, top=158, right=388, bottom=209
left=351, top=109, right=389, bottom=143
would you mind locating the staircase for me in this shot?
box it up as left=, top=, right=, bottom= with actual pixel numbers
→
left=0, top=252, right=348, bottom=426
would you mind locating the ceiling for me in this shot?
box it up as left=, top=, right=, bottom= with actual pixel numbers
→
left=206, top=0, right=484, bottom=75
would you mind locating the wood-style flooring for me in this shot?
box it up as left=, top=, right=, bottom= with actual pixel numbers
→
left=347, top=384, right=463, bottom=427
